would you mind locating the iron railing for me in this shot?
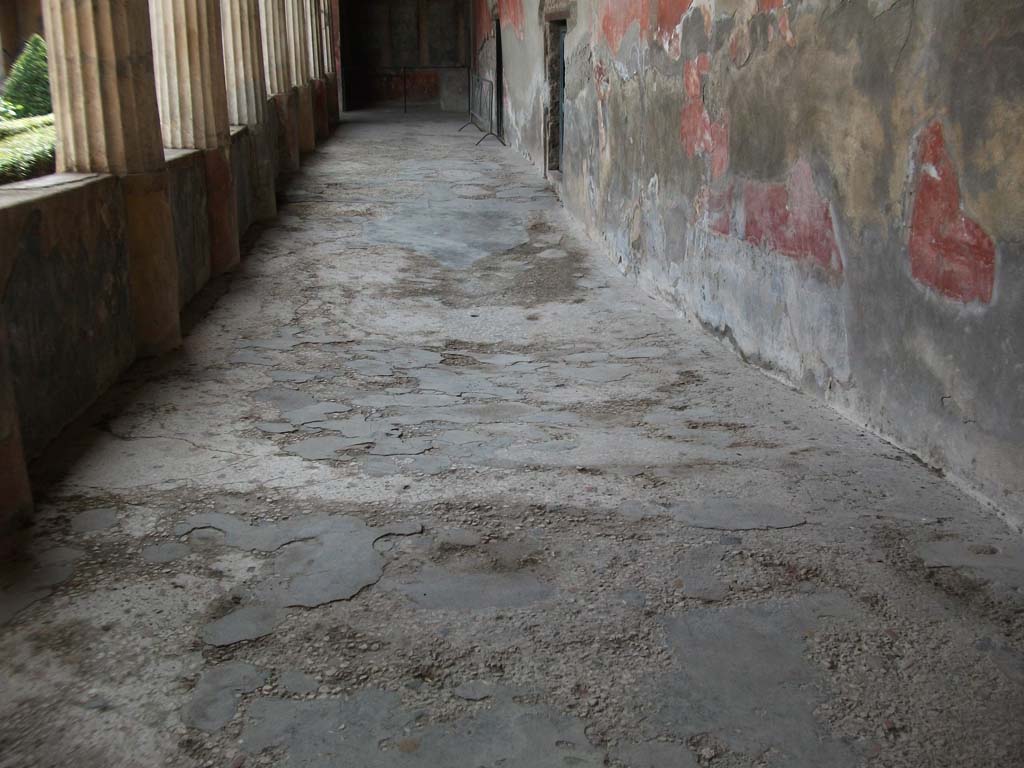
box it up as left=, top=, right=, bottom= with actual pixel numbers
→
left=460, top=72, right=503, bottom=145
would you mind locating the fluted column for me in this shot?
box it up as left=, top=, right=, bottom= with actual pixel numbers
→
left=221, top=0, right=268, bottom=127
left=42, top=0, right=181, bottom=355
left=150, top=0, right=231, bottom=150
left=306, top=0, right=329, bottom=140
left=307, top=0, right=324, bottom=80
left=150, top=0, right=240, bottom=275
left=326, top=0, right=340, bottom=124
left=285, top=0, right=311, bottom=88
left=260, top=0, right=300, bottom=172
left=260, top=0, right=290, bottom=95
left=285, top=0, right=315, bottom=152
left=321, top=0, right=335, bottom=75
left=222, top=0, right=277, bottom=221
left=44, top=0, right=166, bottom=175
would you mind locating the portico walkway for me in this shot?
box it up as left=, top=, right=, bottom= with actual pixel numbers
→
left=1, top=113, right=1021, bottom=768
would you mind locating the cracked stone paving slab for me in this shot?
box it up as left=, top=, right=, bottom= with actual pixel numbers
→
left=176, top=514, right=423, bottom=645
left=239, top=688, right=604, bottom=768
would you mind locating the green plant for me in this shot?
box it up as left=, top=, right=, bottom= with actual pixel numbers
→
left=0, top=113, right=54, bottom=140
left=0, top=122, right=56, bottom=184
left=0, top=97, right=20, bottom=121
left=2, top=35, right=52, bottom=118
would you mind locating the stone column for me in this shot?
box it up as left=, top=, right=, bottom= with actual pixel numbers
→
left=260, top=0, right=290, bottom=96
left=150, top=0, right=241, bottom=276
left=222, top=0, right=267, bottom=126
left=221, top=0, right=277, bottom=220
left=323, top=0, right=337, bottom=75
left=315, top=0, right=338, bottom=125
left=308, top=0, right=329, bottom=140
left=42, top=0, right=181, bottom=356
left=307, top=0, right=324, bottom=80
left=261, top=0, right=301, bottom=171
left=327, top=0, right=341, bottom=124
left=285, top=0, right=311, bottom=87
left=286, top=0, right=316, bottom=152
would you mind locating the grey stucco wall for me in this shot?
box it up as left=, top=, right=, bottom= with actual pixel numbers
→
left=497, top=0, right=1024, bottom=525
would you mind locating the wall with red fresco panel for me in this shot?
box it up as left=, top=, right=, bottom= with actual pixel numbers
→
left=655, top=0, right=706, bottom=60
left=475, top=0, right=495, bottom=54
left=742, top=160, right=842, bottom=275
left=679, top=53, right=729, bottom=181
left=598, top=0, right=648, bottom=54
left=495, top=0, right=1024, bottom=522
left=909, top=121, right=996, bottom=305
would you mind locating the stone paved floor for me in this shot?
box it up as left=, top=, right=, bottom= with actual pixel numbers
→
left=1, top=112, right=1023, bottom=768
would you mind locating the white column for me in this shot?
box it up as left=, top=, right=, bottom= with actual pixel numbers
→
left=42, top=0, right=181, bottom=354
left=221, top=0, right=268, bottom=127
left=321, top=0, right=335, bottom=75
left=285, top=0, right=311, bottom=88
left=149, top=0, right=231, bottom=150
left=307, top=0, right=324, bottom=79
left=43, top=0, right=166, bottom=175
left=259, top=0, right=290, bottom=95
left=149, top=0, right=240, bottom=275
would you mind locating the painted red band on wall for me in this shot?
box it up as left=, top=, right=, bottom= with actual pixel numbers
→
left=743, top=159, right=842, bottom=274
left=499, top=0, right=525, bottom=40
left=475, top=0, right=494, bottom=54
left=679, top=54, right=729, bottom=180
left=656, top=0, right=694, bottom=59
left=600, top=0, right=649, bottom=53
left=909, top=121, right=996, bottom=304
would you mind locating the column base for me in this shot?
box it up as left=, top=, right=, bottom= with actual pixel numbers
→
left=274, top=90, right=301, bottom=174
left=314, top=78, right=329, bottom=142
left=298, top=82, right=316, bottom=154
left=0, top=319, right=32, bottom=558
left=327, top=72, right=340, bottom=125
left=121, top=172, right=182, bottom=356
left=204, top=145, right=241, bottom=275
left=250, top=123, right=278, bottom=222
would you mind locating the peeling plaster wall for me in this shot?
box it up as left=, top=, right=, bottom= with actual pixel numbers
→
left=498, top=0, right=1024, bottom=523
left=498, top=0, right=546, bottom=163
left=472, top=0, right=502, bottom=129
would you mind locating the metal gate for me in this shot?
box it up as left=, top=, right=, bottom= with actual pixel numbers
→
left=460, top=73, right=503, bottom=145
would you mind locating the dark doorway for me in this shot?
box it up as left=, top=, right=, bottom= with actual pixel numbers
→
left=546, top=20, right=567, bottom=172
left=494, top=17, right=504, bottom=140
left=339, top=0, right=470, bottom=111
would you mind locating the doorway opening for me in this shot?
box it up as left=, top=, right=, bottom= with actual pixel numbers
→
left=494, top=17, right=504, bottom=141
left=546, top=19, right=567, bottom=173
